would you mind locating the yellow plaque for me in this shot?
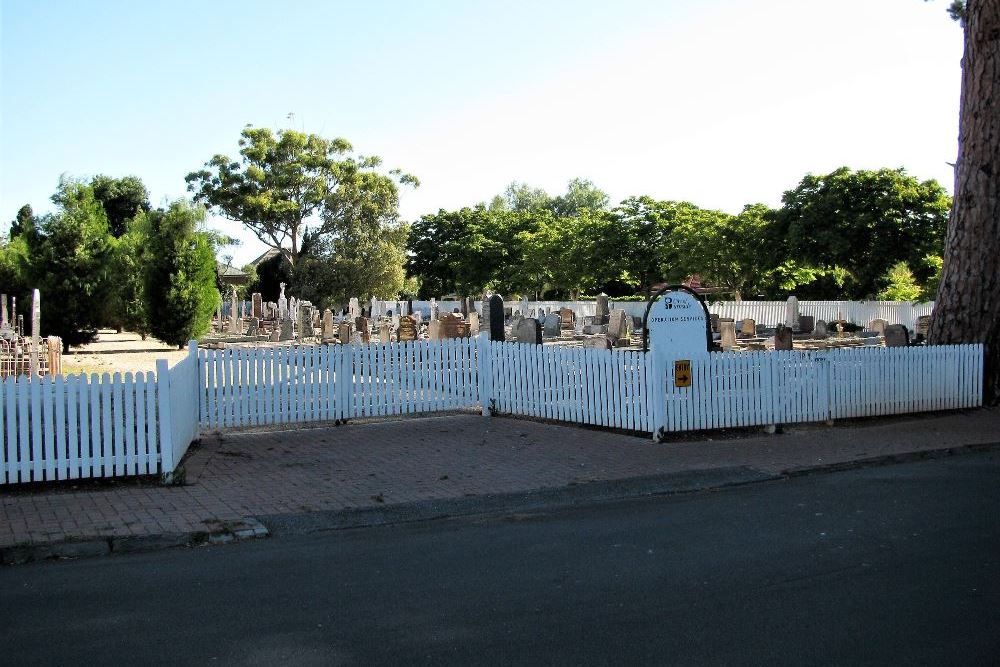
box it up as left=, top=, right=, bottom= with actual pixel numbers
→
left=674, top=359, right=692, bottom=388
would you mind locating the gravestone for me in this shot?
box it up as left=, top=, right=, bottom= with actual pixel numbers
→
left=488, top=294, right=505, bottom=341
left=228, top=286, right=241, bottom=334
left=379, top=323, right=392, bottom=343
left=869, top=318, right=888, bottom=335
left=439, top=312, right=469, bottom=338
left=542, top=313, right=561, bottom=338
left=559, top=307, right=575, bottom=330
left=607, top=309, right=630, bottom=342
left=29, top=289, right=40, bottom=377
left=710, top=313, right=720, bottom=333
left=356, top=316, right=371, bottom=343
left=397, top=315, right=418, bottom=342
left=646, top=290, right=710, bottom=357
left=785, top=296, right=800, bottom=330
left=279, top=315, right=295, bottom=341
left=720, top=320, right=737, bottom=351
left=269, top=329, right=281, bottom=342
left=429, top=298, right=439, bottom=321
left=427, top=320, right=442, bottom=340
left=582, top=335, right=613, bottom=350
left=884, top=324, right=909, bottom=347
left=1, top=293, right=7, bottom=329
left=773, top=324, right=793, bottom=351
left=582, top=324, right=607, bottom=335
left=278, top=282, right=288, bottom=320
left=338, top=322, right=354, bottom=344
left=915, top=315, right=931, bottom=340
left=252, top=293, right=262, bottom=319
left=814, top=319, right=829, bottom=338
left=798, top=315, right=815, bottom=334
left=348, top=297, right=360, bottom=321
left=468, top=312, right=479, bottom=334
left=322, top=309, right=336, bottom=342
left=595, top=293, right=610, bottom=324
left=740, top=318, right=756, bottom=337
left=515, top=317, right=543, bottom=344
left=299, top=306, right=314, bottom=341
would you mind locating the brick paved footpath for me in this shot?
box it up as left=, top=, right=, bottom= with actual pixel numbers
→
left=2, top=408, right=998, bottom=550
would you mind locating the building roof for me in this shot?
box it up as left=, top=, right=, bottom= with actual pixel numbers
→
left=249, top=247, right=292, bottom=267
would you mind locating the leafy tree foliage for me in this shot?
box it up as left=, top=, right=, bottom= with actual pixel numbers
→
left=90, top=175, right=151, bottom=237
left=108, top=214, right=152, bottom=338
left=877, top=262, right=923, bottom=301
left=24, top=181, right=115, bottom=351
left=186, top=126, right=417, bottom=265
left=9, top=204, right=34, bottom=239
left=144, top=202, right=220, bottom=347
left=772, top=167, right=950, bottom=298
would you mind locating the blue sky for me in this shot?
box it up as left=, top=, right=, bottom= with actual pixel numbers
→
left=1, top=0, right=963, bottom=266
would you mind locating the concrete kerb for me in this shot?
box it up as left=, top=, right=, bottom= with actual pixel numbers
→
left=1, top=517, right=269, bottom=566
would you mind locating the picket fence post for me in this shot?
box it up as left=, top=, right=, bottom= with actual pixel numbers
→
left=477, top=333, right=492, bottom=416
left=155, top=358, right=175, bottom=482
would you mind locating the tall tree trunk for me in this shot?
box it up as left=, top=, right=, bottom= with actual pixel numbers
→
left=929, top=0, right=1000, bottom=404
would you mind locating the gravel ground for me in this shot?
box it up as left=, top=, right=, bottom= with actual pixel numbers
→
left=60, top=331, right=188, bottom=377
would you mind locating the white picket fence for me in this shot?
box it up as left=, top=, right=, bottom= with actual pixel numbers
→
left=0, top=336, right=984, bottom=485
left=198, top=338, right=480, bottom=429
left=0, top=342, right=199, bottom=485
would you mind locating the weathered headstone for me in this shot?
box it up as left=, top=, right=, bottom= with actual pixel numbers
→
left=322, top=309, right=335, bottom=342
left=773, top=324, right=793, bottom=351
left=279, top=314, right=295, bottom=341
left=228, top=286, right=241, bottom=334
left=427, top=320, right=442, bottom=340
left=720, top=320, right=737, bottom=351
left=915, top=315, right=931, bottom=340
left=595, top=293, right=610, bottom=324
left=785, top=296, right=800, bottom=330
left=520, top=296, right=529, bottom=319
left=814, top=319, right=829, bottom=338
left=246, top=318, right=260, bottom=336
left=269, top=329, right=281, bottom=342
left=710, top=313, right=720, bottom=333
left=798, top=315, right=814, bottom=334
left=356, top=316, right=370, bottom=343
left=515, top=317, right=542, bottom=344
left=607, top=309, right=630, bottom=342
left=1, top=293, right=7, bottom=329
left=338, top=322, right=354, bottom=344
left=379, top=323, right=392, bottom=343
left=438, top=312, right=469, bottom=338
left=740, top=318, right=756, bottom=337
left=468, top=312, right=479, bottom=333
left=429, top=298, right=439, bottom=321
left=348, top=297, right=360, bottom=321
left=582, top=335, right=613, bottom=350
left=488, top=294, right=505, bottom=341
left=869, top=318, right=888, bottom=336
left=884, top=324, right=909, bottom=347
left=252, top=293, right=262, bottom=319
left=278, top=282, right=288, bottom=320
left=397, top=315, right=418, bottom=342
left=559, top=307, right=575, bottom=330
left=542, top=313, right=561, bottom=338
left=29, top=289, right=40, bottom=377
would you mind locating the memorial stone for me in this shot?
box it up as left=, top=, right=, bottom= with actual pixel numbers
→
left=279, top=315, right=295, bottom=341
left=428, top=320, right=442, bottom=340
left=252, top=293, right=262, bottom=319
left=379, top=323, right=392, bottom=343
left=785, top=296, right=800, bottom=330
left=397, top=315, right=418, bottom=341
left=740, top=318, right=756, bottom=337
left=488, top=294, right=505, bottom=341
left=559, top=307, right=575, bottom=330
left=582, top=335, right=613, bottom=350
left=814, top=319, right=829, bottom=338
left=278, top=282, right=288, bottom=320
left=710, top=313, right=720, bottom=333
left=869, top=319, right=888, bottom=336
left=595, top=293, right=610, bottom=324
left=720, top=320, right=737, bottom=351
left=884, top=324, right=910, bottom=347
left=542, top=313, right=561, bottom=338
left=322, top=309, right=336, bottom=342
left=798, top=315, right=814, bottom=334
left=773, top=324, right=793, bottom=350
left=607, top=309, right=630, bottom=342
left=338, top=322, right=354, bottom=344
left=515, top=317, right=542, bottom=344
left=468, top=312, right=479, bottom=333
left=228, top=286, right=241, bottom=334
left=915, top=315, right=931, bottom=340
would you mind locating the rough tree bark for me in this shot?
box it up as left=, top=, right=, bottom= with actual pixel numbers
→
left=929, top=0, right=1000, bottom=404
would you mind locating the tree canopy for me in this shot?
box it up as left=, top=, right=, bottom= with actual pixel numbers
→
left=186, top=126, right=417, bottom=265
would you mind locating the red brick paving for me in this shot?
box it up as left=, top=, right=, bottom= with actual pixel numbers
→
left=2, top=408, right=998, bottom=548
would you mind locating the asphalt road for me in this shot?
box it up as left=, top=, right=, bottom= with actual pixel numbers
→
left=3, top=452, right=999, bottom=666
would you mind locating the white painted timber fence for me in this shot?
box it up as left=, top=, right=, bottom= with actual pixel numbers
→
left=198, top=338, right=480, bottom=429
left=0, top=337, right=983, bottom=486
left=0, top=341, right=199, bottom=485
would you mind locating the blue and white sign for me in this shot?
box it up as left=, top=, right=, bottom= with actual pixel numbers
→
left=647, top=290, right=710, bottom=358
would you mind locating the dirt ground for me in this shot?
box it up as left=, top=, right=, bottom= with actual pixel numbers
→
left=60, top=331, right=189, bottom=377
